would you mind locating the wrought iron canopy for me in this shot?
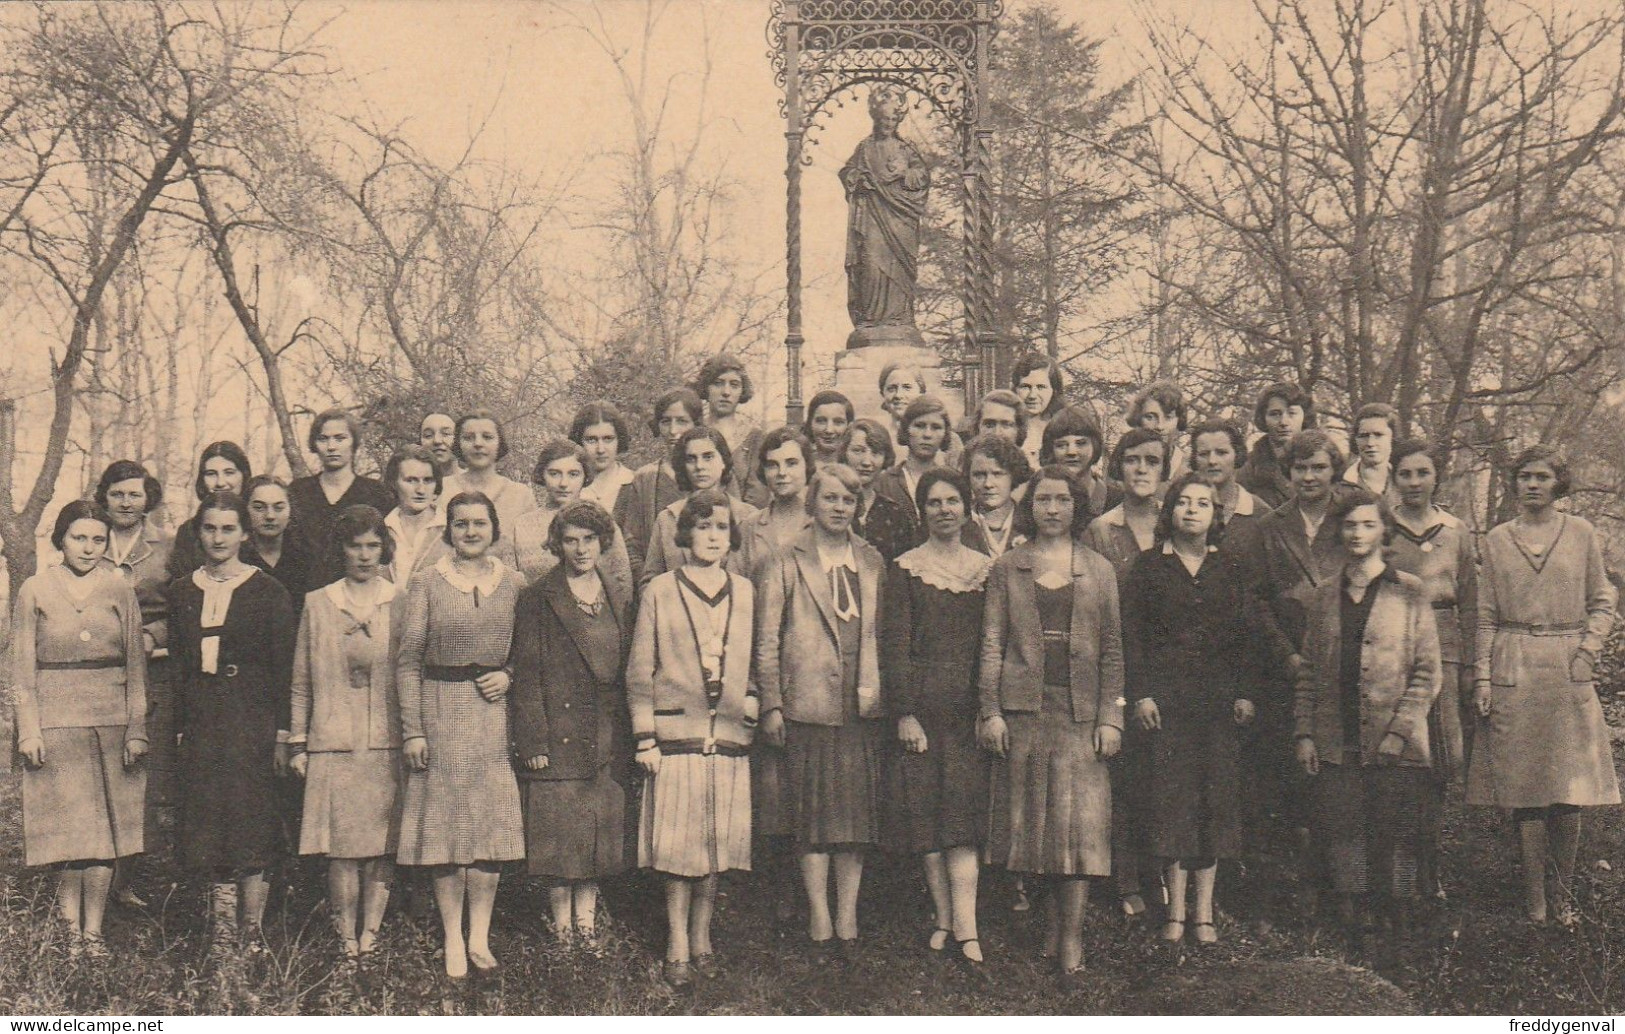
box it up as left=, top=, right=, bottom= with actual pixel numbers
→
left=768, top=0, right=1004, bottom=134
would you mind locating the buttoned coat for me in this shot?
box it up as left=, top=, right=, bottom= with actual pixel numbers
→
left=510, top=564, right=633, bottom=781
left=1229, top=496, right=1348, bottom=673
left=754, top=531, right=885, bottom=726
left=99, top=518, right=173, bottom=647
left=1294, top=567, right=1442, bottom=767
left=977, top=541, right=1126, bottom=730
left=289, top=583, right=405, bottom=753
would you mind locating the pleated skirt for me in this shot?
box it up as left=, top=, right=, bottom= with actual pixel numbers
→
left=522, top=770, right=628, bottom=880
left=987, top=695, right=1112, bottom=877
left=23, top=727, right=145, bottom=867
left=887, top=712, right=987, bottom=853
left=299, top=748, right=403, bottom=859
left=785, top=719, right=882, bottom=850
left=639, top=753, right=751, bottom=877
left=396, top=676, right=524, bottom=866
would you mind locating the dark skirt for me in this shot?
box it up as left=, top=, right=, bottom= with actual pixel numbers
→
left=522, top=769, right=628, bottom=880
left=179, top=693, right=284, bottom=872
left=785, top=719, right=883, bottom=850
left=752, top=742, right=791, bottom=839
left=1312, top=761, right=1430, bottom=897
left=1111, top=724, right=1150, bottom=891
left=1144, top=716, right=1243, bottom=862
left=887, top=712, right=987, bottom=853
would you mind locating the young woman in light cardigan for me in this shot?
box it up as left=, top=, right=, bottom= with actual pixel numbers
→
left=627, top=488, right=758, bottom=988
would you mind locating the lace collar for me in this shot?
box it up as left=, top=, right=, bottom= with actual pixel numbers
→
left=897, top=543, right=993, bottom=593
left=434, top=554, right=509, bottom=597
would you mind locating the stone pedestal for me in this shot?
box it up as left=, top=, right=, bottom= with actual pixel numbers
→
left=832, top=343, right=963, bottom=430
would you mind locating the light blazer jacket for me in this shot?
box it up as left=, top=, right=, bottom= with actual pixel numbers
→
left=978, top=540, right=1126, bottom=730
left=626, top=569, right=758, bottom=754
left=754, top=531, right=885, bottom=726
left=289, top=582, right=406, bottom=753
left=1294, top=566, right=1442, bottom=767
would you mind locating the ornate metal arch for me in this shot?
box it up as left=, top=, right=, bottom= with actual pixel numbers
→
left=769, top=0, right=1005, bottom=422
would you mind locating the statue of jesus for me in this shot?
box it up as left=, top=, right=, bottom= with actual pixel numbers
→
left=839, top=84, right=930, bottom=348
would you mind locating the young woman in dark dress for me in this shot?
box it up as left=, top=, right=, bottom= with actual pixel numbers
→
left=882, top=468, right=992, bottom=965
left=167, top=491, right=296, bottom=951
left=1123, top=474, right=1256, bottom=947
left=841, top=418, right=917, bottom=562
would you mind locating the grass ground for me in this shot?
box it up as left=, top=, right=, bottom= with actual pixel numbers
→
left=3, top=745, right=1623, bottom=1016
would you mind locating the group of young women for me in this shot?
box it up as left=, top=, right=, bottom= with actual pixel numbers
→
left=12, top=353, right=1618, bottom=991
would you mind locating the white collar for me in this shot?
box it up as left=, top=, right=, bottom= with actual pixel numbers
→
left=1231, top=486, right=1258, bottom=517
left=385, top=504, right=443, bottom=535
left=324, top=577, right=397, bottom=616
left=817, top=538, right=857, bottom=574
left=192, top=566, right=256, bottom=594
left=1161, top=541, right=1219, bottom=555
left=434, top=554, right=509, bottom=597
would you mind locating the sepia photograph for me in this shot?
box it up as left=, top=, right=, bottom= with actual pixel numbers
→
left=0, top=0, right=1623, bottom=1019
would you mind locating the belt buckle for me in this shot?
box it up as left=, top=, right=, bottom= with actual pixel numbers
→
left=222, top=663, right=239, bottom=678
left=702, top=737, right=716, bottom=756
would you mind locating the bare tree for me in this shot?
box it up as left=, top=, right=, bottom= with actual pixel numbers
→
left=1134, top=0, right=1625, bottom=464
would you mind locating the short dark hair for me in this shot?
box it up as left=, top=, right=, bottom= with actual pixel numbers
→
left=757, top=424, right=816, bottom=484
left=1285, top=428, right=1347, bottom=472
left=672, top=426, right=734, bottom=493
left=442, top=491, right=502, bottom=545
left=960, top=433, right=1032, bottom=485
left=915, top=467, right=972, bottom=520
left=1329, top=486, right=1395, bottom=546
left=1390, top=438, right=1441, bottom=478
left=51, top=499, right=112, bottom=551
left=95, top=460, right=163, bottom=514
left=531, top=438, right=588, bottom=485
left=896, top=395, right=951, bottom=449
left=547, top=500, right=618, bottom=560
left=1187, top=419, right=1248, bottom=467
left=196, top=490, right=251, bottom=533
left=568, top=402, right=631, bottom=453
left=194, top=441, right=252, bottom=501
left=307, top=408, right=362, bottom=455
left=1040, top=406, right=1104, bottom=471
left=840, top=419, right=895, bottom=470
left=674, top=488, right=740, bottom=551
left=1014, top=465, right=1093, bottom=540
left=1354, top=402, right=1398, bottom=434
left=1009, top=353, right=1064, bottom=418
left=1252, top=382, right=1318, bottom=433
left=802, top=390, right=855, bottom=441
left=243, top=474, right=290, bottom=507
left=692, top=352, right=755, bottom=406
left=648, top=388, right=705, bottom=438
left=385, top=445, right=444, bottom=497
left=1509, top=444, right=1572, bottom=499
left=1107, top=428, right=1169, bottom=482
left=453, top=410, right=510, bottom=463
left=1154, top=472, right=1223, bottom=545
left=971, top=389, right=1029, bottom=442
left=333, top=504, right=394, bottom=568
left=1129, top=380, right=1187, bottom=432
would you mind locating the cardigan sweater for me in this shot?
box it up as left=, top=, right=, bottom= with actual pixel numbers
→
left=626, top=569, right=758, bottom=753
left=1294, top=565, right=1441, bottom=767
